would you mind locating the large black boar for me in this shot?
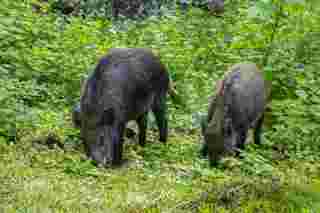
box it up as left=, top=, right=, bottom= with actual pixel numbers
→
left=80, top=48, right=169, bottom=166
left=200, top=63, right=271, bottom=166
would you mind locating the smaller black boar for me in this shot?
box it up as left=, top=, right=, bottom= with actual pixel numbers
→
left=201, top=63, right=271, bottom=166
left=80, top=48, right=170, bottom=166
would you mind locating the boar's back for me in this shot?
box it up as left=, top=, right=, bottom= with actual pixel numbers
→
left=223, top=63, right=267, bottom=129
left=81, top=48, right=169, bottom=123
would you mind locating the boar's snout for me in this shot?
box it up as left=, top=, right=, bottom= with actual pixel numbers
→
left=85, top=126, right=114, bottom=167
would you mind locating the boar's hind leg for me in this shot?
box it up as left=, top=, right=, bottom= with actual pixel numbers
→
left=235, top=129, right=247, bottom=157
left=152, top=96, right=168, bottom=143
left=254, top=114, right=264, bottom=145
left=137, top=113, right=148, bottom=147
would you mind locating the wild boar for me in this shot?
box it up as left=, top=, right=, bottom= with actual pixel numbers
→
left=201, top=63, right=271, bottom=166
left=80, top=48, right=170, bottom=166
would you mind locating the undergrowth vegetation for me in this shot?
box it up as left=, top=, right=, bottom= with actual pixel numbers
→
left=0, top=0, right=319, bottom=212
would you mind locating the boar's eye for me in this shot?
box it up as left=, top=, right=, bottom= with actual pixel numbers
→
left=99, top=108, right=115, bottom=126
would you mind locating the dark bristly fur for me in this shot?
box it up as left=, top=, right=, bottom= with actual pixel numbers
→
left=79, top=48, right=170, bottom=166
left=200, top=63, right=271, bottom=166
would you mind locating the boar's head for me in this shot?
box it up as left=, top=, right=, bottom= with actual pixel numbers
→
left=79, top=70, right=123, bottom=166
left=204, top=86, right=237, bottom=166
left=204, top=94, right=225, bottom=166
left=80, top=103, right=123, bottom=166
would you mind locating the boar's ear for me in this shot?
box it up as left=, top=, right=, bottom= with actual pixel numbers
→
left=99, top=108, right=115, bottom=125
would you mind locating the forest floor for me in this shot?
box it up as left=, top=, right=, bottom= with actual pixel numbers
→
left=1, top=131, right=320, bottom=213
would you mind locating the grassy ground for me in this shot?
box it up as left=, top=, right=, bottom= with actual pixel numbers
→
left=1, top=130, right=320, bottom=213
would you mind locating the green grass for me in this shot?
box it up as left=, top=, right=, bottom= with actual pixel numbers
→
left=1, top=131, right=320, bottom=213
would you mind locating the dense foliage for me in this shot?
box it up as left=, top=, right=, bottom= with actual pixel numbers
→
left=0, top=0, right=319, bottom=212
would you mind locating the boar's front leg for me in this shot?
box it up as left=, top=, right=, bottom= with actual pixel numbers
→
left=111, top=123, right=125, bottom=165
left=199, top=114, right=208, bottom=158
left=200, top=143, right=208, bottom=158
left=235, top=129, right=248, bottom=157
left=208, top=149, right=222, bottom=167
left=152, top=96, right=168, bottom=143
left=136, top=113, right=148, bottom=147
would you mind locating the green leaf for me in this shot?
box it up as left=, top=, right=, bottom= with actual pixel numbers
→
left=264, top=66, right=273, bottom=82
